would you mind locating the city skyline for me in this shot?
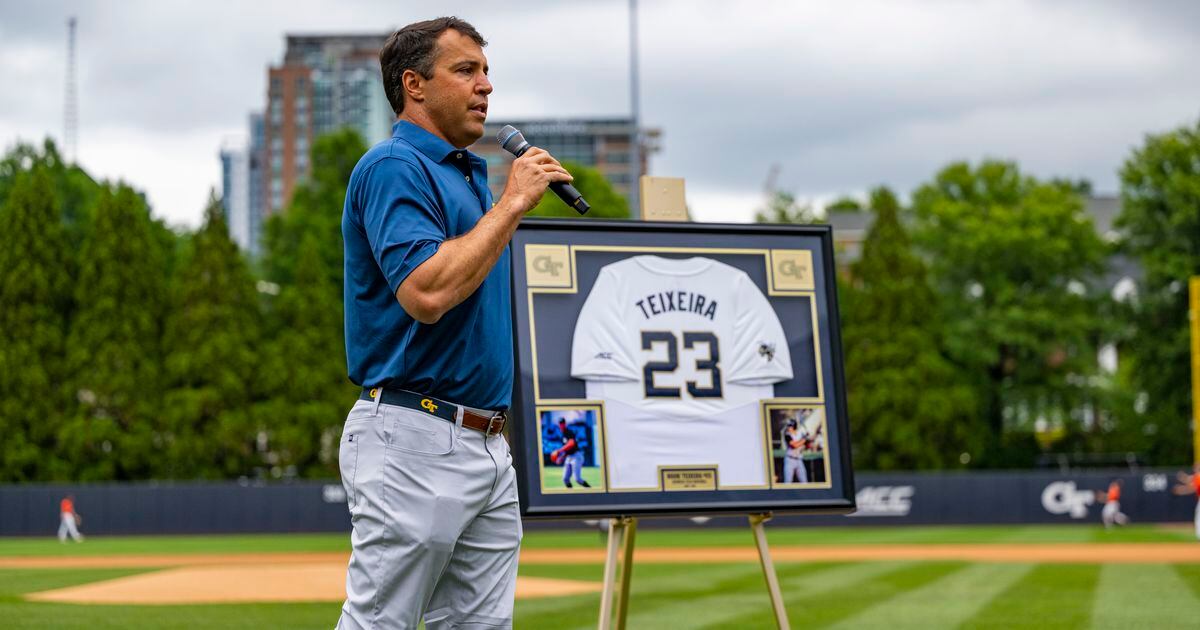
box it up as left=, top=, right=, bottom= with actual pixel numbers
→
left=3, top=0, right=1200, bottom=229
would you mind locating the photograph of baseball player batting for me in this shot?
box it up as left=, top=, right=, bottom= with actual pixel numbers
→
left=767, top=406, right=829, bottom=487
left=538, top=408, right=606, bottom=493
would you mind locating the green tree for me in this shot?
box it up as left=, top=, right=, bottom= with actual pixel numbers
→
left=843, top=187, right=982, bottom=469
left=528, top=161, right=630, bottom=218
left=261, top=128, right=367, bottom=286
left=826, top=196, right=864, bottom=212
left=0, top=168, right=74, bottom=480
left=257, top=128, right=366, bottom=478
left=911, top=160, right=1110, bottom=466
left=160, top=194, right=263, bottom=478
left=1113, top=120, right=1200, bottom=464
left=57, top=183, right=170, bottom=480
left=0, top=139, right=101, bottom=252
left=754, top=191, right=818, bottom=224
left=256, top=234, right=356, bottom=477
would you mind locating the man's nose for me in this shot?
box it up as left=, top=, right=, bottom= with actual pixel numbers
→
left=478, top=74, right=493, bottom=95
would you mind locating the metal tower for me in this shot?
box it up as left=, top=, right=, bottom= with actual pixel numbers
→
left=64, top=16, right=78, bottom=163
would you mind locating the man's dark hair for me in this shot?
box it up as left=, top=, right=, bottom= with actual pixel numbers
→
left=380, top=17, right=487, bottom=116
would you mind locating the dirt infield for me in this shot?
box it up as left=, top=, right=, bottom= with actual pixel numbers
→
left=25, top=565, right=600, bottom=605
left=16, top=543, right=1200, bottom=605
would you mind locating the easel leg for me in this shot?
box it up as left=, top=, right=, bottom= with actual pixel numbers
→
left=615, top=517, right=637, bottom=629
left=750, top=513, right=790, bottom=630
left=598, top=516, right=637, bottom=630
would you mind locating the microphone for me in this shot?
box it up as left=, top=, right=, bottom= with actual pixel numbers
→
left=496, top=125, right=590, bottom=214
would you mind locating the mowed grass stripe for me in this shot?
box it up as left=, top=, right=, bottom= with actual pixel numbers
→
left=706, top=562, right=967, bottom=629
left=619, top=563, right=779, bottom=630
left=1092, top=564, right=1200, bottom=629
left=778, top=560, right=916, bottom=593
left=1173, top=564, right=1200, bottom=600
left=960, top=564, right=1101, bottom=629
left=824, top=563, right=1033, bottom=630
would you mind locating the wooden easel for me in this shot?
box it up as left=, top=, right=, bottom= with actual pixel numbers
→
left=596, top=513, right=790, bottom=630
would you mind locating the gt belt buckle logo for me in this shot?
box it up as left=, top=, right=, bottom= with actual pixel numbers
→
left=532, top=255, right=564, bottom=276
left=1041, top=481, right=1094, bottom=519
left=420, top=398, right=438, bottom=413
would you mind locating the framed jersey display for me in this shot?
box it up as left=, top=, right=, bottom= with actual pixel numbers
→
left=510, top=219, right=854, bottom=518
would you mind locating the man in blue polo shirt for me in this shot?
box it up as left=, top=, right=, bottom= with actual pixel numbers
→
left=336, top=17, right=572, bottom=630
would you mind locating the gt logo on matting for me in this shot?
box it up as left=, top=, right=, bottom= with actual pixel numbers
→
left=771, top=249, right=815, bottom=291
left=525, top=244, right=572, bottom=288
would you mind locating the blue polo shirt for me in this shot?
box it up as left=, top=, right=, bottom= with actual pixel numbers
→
left=342, top=120, right=512, bottom=410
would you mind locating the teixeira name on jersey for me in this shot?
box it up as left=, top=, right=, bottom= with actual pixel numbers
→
left=635, top=290, right=718, bottom=321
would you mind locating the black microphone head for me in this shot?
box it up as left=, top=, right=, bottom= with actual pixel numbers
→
left=496, top=125, right=529, bottom=156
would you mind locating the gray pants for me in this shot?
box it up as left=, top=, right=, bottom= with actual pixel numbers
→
left=783, top=456, right=808, bottom=484
left=336, top=398, right=522, bottom=630
left=562, top=451, right=585, bottom=485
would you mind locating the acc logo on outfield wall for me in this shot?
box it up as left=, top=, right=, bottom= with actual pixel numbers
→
left=1041, top=481, right=1094, bottom=519
left=851, top=485, right=914, bottom=517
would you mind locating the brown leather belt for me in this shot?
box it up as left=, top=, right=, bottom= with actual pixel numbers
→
left=360, top=387, right=507, bottom=436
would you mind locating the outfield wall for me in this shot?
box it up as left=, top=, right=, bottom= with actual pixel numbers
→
left=2, top=470, right=1196, bottom=536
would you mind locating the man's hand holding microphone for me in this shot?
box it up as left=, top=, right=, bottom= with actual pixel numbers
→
left=496, top=125, right=591, bottom=215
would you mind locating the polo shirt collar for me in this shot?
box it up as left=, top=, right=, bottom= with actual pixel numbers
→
left=393, top=120, right=469, bottom=163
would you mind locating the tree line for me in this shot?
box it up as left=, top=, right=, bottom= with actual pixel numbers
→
left=774, top=121, right=1200, bottom=470
left=0, top=118, right=1197, bottom=481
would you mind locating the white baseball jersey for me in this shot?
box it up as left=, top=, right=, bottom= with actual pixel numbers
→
left=571, top=256, right=793, bottom=489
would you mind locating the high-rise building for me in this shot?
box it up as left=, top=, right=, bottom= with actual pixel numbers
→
left=247, top=112, right=266, bottom=257
left=474, top=119, right=659, bottom=209
left=219, top=140, right=252, bottom=253
left=264, top=33, right=393, bottom=215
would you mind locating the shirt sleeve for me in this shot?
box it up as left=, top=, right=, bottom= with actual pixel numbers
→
left=571, top=267, right=640, bottom=382
left=727, top=272, right=793, bottom=385
left=357, top=158, right=446, bottom=295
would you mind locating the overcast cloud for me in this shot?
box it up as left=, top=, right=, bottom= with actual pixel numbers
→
left=2, top=0, right=1198, bottom=228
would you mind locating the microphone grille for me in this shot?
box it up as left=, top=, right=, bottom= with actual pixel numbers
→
left=496, top=125, right=524, bottom=153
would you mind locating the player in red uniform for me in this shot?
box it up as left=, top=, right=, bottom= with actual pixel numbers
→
left=1172, top=464, right=1200, bottom=539
left=1096, top=480, right=1128, bottom=529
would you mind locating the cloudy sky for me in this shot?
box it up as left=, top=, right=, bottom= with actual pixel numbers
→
left=2, top=0, right=1198, bottom=228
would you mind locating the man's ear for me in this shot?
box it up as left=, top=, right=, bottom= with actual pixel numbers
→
left=402, top=69, right=425, bottom=104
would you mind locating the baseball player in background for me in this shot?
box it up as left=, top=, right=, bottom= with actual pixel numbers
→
left=551, top=414, right=590, bottom=488
left=58, top=494, right=83, bottom=543
left=1096, top=479, right=1129, bottom=529
left=781, top=415, right=809, bottom=484
left=1172, top=464, right=1200, bottom=539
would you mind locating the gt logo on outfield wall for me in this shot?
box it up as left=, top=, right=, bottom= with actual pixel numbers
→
left=1041, top=481, right=1094, bottom=519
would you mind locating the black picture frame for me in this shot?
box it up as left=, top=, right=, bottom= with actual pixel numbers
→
left=510, top=218, right=855, bottom=518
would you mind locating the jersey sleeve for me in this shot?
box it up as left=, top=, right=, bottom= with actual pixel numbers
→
left=356, top=158, right=446, bottom=295
left=727, top=272, right=793, bottom=385
left=571, top=267, right=640, bottom=382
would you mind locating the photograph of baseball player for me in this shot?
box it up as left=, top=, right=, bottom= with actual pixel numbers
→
left=537, top=407, right=606, bottom=493
left=765, top=405, right=830, bottom=488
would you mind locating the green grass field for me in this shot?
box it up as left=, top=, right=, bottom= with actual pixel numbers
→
left=3, top=524, right=1200, bottom=629
left=540, top=464, right=605, bottom=491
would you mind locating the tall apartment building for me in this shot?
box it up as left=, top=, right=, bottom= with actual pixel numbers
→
left=473, top=119, right=658, bottom=211
left=265, top=33, right=394, bottom=215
